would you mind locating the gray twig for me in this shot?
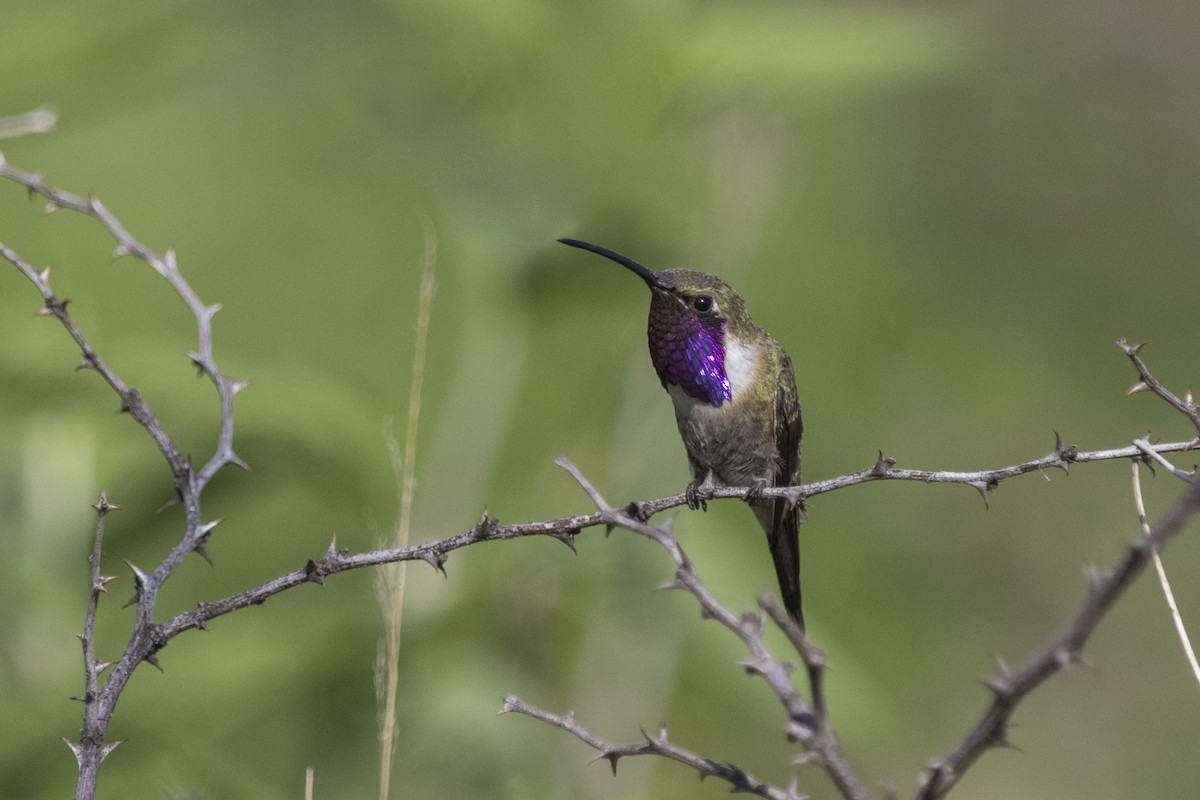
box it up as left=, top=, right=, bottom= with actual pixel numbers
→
left=916, top=480, right=1200, bottom=798
left=500, top=696, right=805, bottom=800
left=1, top=157, right=244, bottom=800
left=1119, top=338, right=1200, bottom=436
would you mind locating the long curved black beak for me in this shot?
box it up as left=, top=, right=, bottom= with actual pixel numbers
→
left=558, top=238, right=671, bottom=290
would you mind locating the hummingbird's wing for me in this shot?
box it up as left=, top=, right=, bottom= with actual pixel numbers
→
left=768, top=352, right=804, bottom=630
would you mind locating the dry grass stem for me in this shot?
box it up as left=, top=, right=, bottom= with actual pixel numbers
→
left=375, top=217, right=438, bottom=800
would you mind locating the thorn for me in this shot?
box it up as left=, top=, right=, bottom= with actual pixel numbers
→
left=44, top=200, right=58, bottom=213
left=498, top=695, right=519, bottom=714
left=1126, top=381, right=1150, bottom=397
left=971, top=481, right=991, bottom=509
left=990, top=737, right=1023, bottom=754
left=164, top=247, right=178, bottom=272
left=420, top=550, right=448, bottom=577
left=598, top=752, right=621, bottom=776
left=121, top=559, right=149, bottom=608
left=206, top=302, right=223, bottom=317
left=550, top=529, right=577, bottom=553
left=61, top=738, right=84, bottom=766
left=95, top=660, right=115, bottom=674
left=786, top=711, right=817, bottom=739
left=785, top=777, right=810, bottom=800
left=470, top=512, right=496, bottom=540
left=993, top=653, right=1011, bottom=676
left=197, top=518, right=223, bottom=538
left=194, top=543, right=214, bottom=567
left=111, top=243, right=129, bottom=260
left=144, top=652, right=163, bottom=672
left=303, top=559, right=326, bottom=586
left=1053, top=647, right=1074, bottom=668
left=38, top=264, right=51, bottom=284
left=154, top=495, right=180, bottom=513
left=186, top=352, right=206, bottom=376
left=737, top=658, right=763, bottom=676
left=656, top=574, right=688, bottom=592
left=231, top=379, right=251, bottom=396
left=92, top=492, right=120, bottom=514
left=227, top=452, right=250, bottom=471
left=980, top=675, right=1012, bottom=698
left=1186, top=386, right=1195, bottom=408
left=871, top=451, right=895, bottom=476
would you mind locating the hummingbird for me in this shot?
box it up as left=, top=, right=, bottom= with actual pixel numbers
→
left=559, top=238, right=805, bottom=630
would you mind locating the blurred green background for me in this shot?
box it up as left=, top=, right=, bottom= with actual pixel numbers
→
left=2, top=1, right=1198, bottom=798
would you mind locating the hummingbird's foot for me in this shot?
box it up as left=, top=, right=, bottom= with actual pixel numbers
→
left=685, top=470, right=716, bottom=512
left=624, top=500, right=652, bottom=522
left=742, top=480, right=767, bottom=506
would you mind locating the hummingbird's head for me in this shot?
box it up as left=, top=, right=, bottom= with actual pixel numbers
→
left=559, top=238, right=749, bottom=407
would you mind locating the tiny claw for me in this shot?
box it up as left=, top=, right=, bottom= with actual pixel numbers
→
left=685, top=470, right=715, bottom=511
left=742, top=480, right=766, bottom=506
left=623, top=500, right=651, bottom=522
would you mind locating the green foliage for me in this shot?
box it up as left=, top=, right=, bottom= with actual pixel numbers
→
left=2, top=1, right=1199, bottom=798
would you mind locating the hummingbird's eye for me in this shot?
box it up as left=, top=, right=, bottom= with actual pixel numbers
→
left=693, top=296, right=714, bottom=313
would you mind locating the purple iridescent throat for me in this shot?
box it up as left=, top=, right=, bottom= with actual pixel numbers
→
left=647, top=298, right=731, bottom=407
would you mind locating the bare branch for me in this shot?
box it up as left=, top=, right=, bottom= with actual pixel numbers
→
left=64, top=493, right=124, bottom=799
left=500, top=696, right=803, bottom=800
left=1, top=159, right=244, bottom=800
left=627, top=437, right=1197, bottom=516
left=548, top=460, right=869, bottom=800
left=1119, top=338, right=1200, bottom=436
left=916, top=479, right=1200, bottom=799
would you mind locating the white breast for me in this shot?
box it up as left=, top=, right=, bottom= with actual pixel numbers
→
left=723, top=336, right=760, bottom=400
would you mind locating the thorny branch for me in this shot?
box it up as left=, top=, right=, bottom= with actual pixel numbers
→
left=500, top=696, right=803, bottom=800
left=1120, top=338, right=1200, bottom=436
left=916, top=479, right=1200, bottom=799
left=506, top=460, right=868, bottom=800
left=3, top=155, right=1199, bottom=799
left=1, top=153, right=245, bottom=800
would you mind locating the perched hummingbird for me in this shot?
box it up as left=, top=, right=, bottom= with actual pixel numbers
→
left=560, top=238, right=805, bottom=630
